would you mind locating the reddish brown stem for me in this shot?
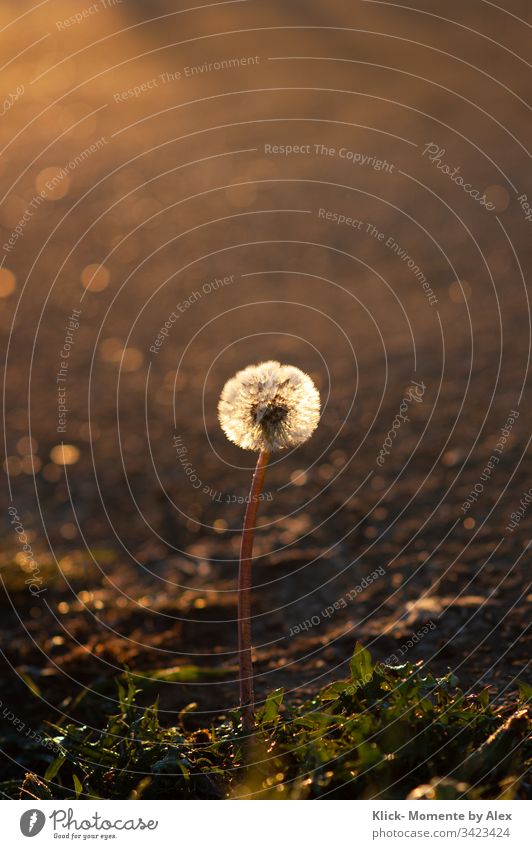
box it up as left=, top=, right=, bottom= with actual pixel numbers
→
left=238, top=448, right=270, bottom=734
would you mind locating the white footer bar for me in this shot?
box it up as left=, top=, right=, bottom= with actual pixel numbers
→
left=3, top=799, right=529, bottom=848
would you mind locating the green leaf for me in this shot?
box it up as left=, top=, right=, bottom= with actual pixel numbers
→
left=72, top=774, right=83, bottom=799
left=259, top=689, right=284, bottom=723
left=19, top=671, right=41, bottom=698
left=478, top=688, right=490, bottom=709
left=294, top=712, right=337, bottom=729
left=130, top=666, right=236, bottom=685
left=349, top=642, right=373, bottom=686
left=44, top=755, right=66, bottom=781
left=319, top=681, right=356, bottom=701
left=22, top=646, right=530, bottom=802
left=517, top=681, right=532, bottom=703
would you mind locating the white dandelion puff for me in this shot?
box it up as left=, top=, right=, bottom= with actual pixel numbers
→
left=218, top=360, right=321, bottom=453
left=217, top=360, right=321, bottom=734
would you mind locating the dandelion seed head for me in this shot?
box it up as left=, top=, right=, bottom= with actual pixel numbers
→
left=218, top=360, right=321, bottom=452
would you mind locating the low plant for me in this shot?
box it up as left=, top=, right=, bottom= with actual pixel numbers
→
left=8, top=645, right=530, bottom=800
left=218, top=360, right=320, bottom=732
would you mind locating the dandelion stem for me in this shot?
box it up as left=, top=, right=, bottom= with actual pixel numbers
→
left=238, top=447, right=270, bottom=734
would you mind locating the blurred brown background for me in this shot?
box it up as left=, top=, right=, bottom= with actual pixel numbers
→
left=1, top=0, right=530, bottom=724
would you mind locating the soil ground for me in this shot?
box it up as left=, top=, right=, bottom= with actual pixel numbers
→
left=1, top=0, right=530, bottom=749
